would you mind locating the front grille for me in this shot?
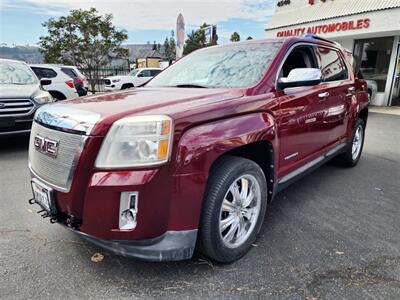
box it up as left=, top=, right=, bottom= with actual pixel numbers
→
left=104, top=79, right=111, bottom=85
left=0, top=98, right=34, bottom=116
left=29, top=122, right=86, bottom=192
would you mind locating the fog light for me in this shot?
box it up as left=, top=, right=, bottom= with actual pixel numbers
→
left=119, top=192, right=138, bottom=230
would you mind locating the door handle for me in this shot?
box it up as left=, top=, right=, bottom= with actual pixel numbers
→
left=318, top=92, right=330, bottom=99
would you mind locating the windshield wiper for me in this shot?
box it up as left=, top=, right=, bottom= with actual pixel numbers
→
left=175, top=83, right=208, bottom=88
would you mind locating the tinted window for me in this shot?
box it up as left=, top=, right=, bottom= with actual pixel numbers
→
left=147, top=42, right=282, bottom=88
left=61, top=67, right=78, bottom=78
left=140, top=70, right=152, bottom=77
left=280, top=46, right=317, bottom=77
left=316, top=47, right=348, bottom=82
left=31, top=67, right=57, bottom=79
left=150, top=70, right=161, bottom=76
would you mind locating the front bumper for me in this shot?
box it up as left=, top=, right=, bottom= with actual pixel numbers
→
left=0, top=116, right=34, bottom=136
left=68, top=226, right=197, bottom=261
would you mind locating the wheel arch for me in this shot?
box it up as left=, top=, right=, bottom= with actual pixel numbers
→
left=358, top=107, right=368, bottom=126
left=48, top=90, right=66, bottom=101
left=121, top=83, right=134, bottom=89
left=209, top=141, right=275, bottom=203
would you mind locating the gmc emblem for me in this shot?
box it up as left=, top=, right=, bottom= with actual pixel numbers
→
left=34, top=135, right=59, bottom=158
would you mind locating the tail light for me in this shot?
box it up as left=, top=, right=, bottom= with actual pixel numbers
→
left=65, top=80, right=75, bottom=88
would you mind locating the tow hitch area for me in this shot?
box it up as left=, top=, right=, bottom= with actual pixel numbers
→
left=28, top=198, right=82, bottom=228
left=28, top=198, right=58, bottom=223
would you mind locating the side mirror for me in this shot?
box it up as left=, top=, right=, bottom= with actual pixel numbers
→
left=277, top=68, right=321, bottom=90
left=40, top=78, right=52, bottom=86
left=137, top=73, right=144, bottom=77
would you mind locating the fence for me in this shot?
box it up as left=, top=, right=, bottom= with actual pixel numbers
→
left=80, top=67, right=130, bottom=93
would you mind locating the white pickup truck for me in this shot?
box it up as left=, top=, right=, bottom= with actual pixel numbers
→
left=104, top=68, right=162, bottom=91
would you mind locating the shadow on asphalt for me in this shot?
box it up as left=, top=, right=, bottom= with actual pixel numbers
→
left=0, top=134, right=30, bottom=153
left=67, top=162, right=341, bottom=274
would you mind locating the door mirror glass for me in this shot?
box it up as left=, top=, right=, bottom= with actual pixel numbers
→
left=40, top=78, right=52, bottom=86
left=278, top=68, right=321, bottom=90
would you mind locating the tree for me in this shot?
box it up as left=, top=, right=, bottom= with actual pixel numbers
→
left=152, top=41, right=161, bottom=52
left=246, top=36, right=253, bottom=40
left=164, top=30, right=176, bottom=62
left=183, top=23, right=218, bottom=55
left=39, top=8, right=128, bottom=92
left=230, top=32, right=240, bottom=42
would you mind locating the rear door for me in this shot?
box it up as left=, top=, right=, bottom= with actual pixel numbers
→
left=314, top=46, right=353, bottom=145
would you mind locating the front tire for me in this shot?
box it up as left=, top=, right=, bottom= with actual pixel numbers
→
left=336, top=118, right=365, bottom=167
left=198, top=156, right=268, bottom=263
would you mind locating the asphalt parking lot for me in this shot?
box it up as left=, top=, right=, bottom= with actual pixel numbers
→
left=1, top=112, right=399, bottom=299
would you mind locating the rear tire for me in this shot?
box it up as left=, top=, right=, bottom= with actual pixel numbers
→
left=335, top=118, right=365, bottom=167
left=198, top=156, right=267, bottom=263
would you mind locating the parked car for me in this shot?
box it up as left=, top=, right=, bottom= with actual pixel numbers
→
left=104, top=68, right=162, bottom=91
left=0, top=59, right=53, bottom=135
left=30, top=64, right=79, bottom=100
left=59, top=65, right=89, bottom=89
left=28, top=36, right=369, bottom=262
left=59, top=65, right=88, bottom=97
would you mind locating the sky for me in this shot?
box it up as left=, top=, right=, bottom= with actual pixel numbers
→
left=0, top=0, right=276, bottom=47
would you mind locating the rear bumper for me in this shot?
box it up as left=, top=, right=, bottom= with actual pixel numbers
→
left=67, top=226, right=197, bottom=261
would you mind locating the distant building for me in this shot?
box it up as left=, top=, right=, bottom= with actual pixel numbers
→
left=265, top=0, right=400, bottom=106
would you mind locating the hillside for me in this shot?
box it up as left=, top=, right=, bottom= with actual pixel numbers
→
left=0, top=46, right=43, bottom=63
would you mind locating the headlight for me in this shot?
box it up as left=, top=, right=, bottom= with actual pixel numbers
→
left=112, top=79, right=121, bottom=83
left=34, top=91, right=54, bottom=104
left=95, top=115, right=173, bottom=168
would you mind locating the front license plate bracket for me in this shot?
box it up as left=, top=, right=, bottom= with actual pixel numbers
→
left=30, top=178, right=58, bottom=217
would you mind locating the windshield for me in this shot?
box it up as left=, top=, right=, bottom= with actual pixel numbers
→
left=129, top=69, right=140, bottom=76
left=0, top=60, right=38, bottom=85
left=147, top=41, right=282, bottom=88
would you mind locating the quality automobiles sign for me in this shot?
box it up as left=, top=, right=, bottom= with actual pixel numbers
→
left=277, top=18, right=370, bottom=37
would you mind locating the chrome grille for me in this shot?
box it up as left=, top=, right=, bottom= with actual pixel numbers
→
left=29, top=122, right=86, bottom=192
left=0, top=98, right=34, bottom=116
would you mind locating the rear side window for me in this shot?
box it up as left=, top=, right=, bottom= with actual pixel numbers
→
left=315, top=47, right=348, bottom=82
left=150, top=70, right=161, bottom=76
left=31, top=67, right=57, bottom=79
left=61, top=67, right=78, bottom=78
left=140, top=70, right=152, bottom=77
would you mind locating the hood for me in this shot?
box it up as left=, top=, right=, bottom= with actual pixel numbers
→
left=0, top=84, right=40, bottom=98
left=36, top=87, right=244, bottom=136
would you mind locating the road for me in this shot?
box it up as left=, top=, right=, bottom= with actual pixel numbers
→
left=1, top=112, right=399, bottom=299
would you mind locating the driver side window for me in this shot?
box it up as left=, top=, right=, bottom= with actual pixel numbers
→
left=280, top=46, right=318, bottom=78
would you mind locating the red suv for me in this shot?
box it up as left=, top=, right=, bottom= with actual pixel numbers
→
left=28, top=36, right=369, bottom=262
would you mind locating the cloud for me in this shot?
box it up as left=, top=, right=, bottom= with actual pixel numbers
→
left=1, top=0, right=276, bottom=31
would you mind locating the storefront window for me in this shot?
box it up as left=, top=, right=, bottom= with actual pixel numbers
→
left=353, top=37, right=394, bottom=92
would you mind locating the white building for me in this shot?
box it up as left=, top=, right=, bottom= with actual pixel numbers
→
left=265, top=0, right=400, bottom=106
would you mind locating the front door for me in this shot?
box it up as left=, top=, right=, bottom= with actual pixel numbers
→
left=276, top=45, right=331, bottom=177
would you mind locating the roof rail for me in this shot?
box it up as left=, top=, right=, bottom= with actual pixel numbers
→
left=303, top=34, right=341, bottom=47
